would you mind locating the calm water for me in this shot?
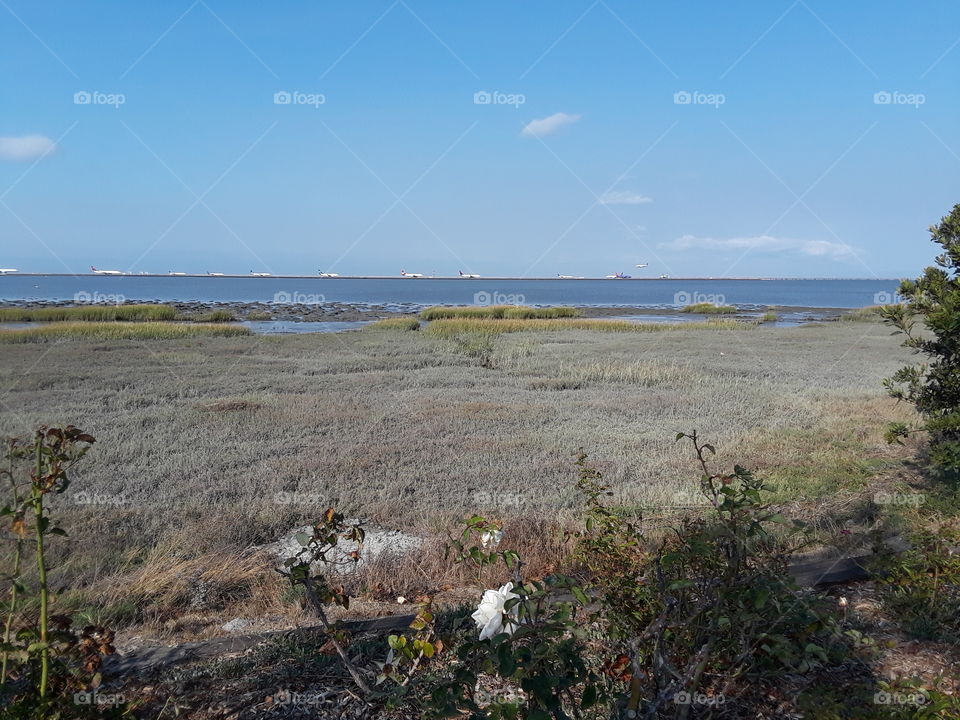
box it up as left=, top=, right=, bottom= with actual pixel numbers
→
left=0, top=275, right=901, bottom=309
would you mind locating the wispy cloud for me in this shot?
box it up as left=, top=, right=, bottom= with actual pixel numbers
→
left=521, top=112, right=580, bottom=137
left=659, top=234, right=855, bottom=259
left=0, top=134, right=56, bottom=161
left=599, top=190, right=652, bottom=205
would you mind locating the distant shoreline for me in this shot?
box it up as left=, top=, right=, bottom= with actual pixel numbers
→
left=0, top=273, right=901, bottom=281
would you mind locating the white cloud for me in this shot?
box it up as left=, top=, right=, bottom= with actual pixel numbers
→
left=521, top=112, right=580, bottom=138
left=659, top=234, right=855, bottom=259
left=599, top=191, right=652, bottom=205
left=0, top=134, right=56, bottom=161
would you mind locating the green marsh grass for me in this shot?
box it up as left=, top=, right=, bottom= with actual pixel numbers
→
left=680, top=302, right=737, bottom=314
left=423, top=317, right=748, bottom=337
left=0, top=304, right=176, bottom=322
left=365, top=317, right=421, bottom=331
left=419, top=305, right=579, bottom=320
left=0, top=322, right=252, bottom=343
left=840, top=305, right=899, bottom=322
left=194, top=309, right=237, bottom=322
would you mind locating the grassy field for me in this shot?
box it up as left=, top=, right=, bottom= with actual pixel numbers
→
left=0, top=303, right=176, bottom=322
left=0, top=321, right=251, bottom=343
left=419, top=305, right=580, bottom=320
left=0, top=320, right=917, bottom=630
left=421, top=316, right=748, bottom=336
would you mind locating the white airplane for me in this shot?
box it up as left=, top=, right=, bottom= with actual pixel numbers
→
left=207, top=272, right=225, bottom=276
left=91, top=266, right=124, bottom=275
left=400, top=270, right=424, bottom=278
left=318, top=271, right=340, bottom=277
left=557, top=274, right=584, bottom=279
left=635, top=264, right=648, bottom=269
left=0, top=268, right=18, bottom=274
left=458, top=270, right=480, bottom=278
left=169, top=271, right=187, bottom=276
left=250, top=271, right=272, bottom=277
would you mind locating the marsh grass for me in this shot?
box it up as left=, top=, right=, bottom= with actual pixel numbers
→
left=419, top=305, right=579, bottom=320
left=759, top=312, right=778, bottom=323
left=840, top=305, right=899, bottom=322
left=365, top=317, right=421, bottom=331
left=194, top=310, right=237, bottom=323
left=0, top=323, right=918, bottom=638
left=681, top=302, right=737, bottom=314
left=423, top=317, right=748, bottom=337
left=0, top=304, right=176, bottom=322
left=0, top=322, right=252, bottom=343
left=246, top=311, right=271, bottom=321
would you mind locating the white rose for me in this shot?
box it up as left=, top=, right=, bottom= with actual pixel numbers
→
left=471, top=582, right=519, bottom=640
left=479, top=529, right=503, bottom=550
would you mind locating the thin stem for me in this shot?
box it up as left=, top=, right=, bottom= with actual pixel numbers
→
left=301, top=577, right=371, bottom=697
left=33, top=439, right=49, bottom=698
left=1, top=454, right=22, bottom=683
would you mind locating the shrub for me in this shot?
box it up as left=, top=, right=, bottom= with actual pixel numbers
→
left=0, top=428, right=124, bottom=718
left=874, top=520, right=960, bottom=642
left=883, top=203, right=960, bottom=481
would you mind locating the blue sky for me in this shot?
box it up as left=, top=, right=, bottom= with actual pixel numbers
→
left=1, top=1, right=958, bottom=278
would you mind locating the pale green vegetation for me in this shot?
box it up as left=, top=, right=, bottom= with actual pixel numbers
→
left=0, top=321, right=251, bottom=343
left=365, top=317, right=421, bottom=331
left=680, top=302, right=737, bottom=314
left=423, top=316, right=746, bottom=337
left=840, top=304, right=900, bottom=321
left=419, top=305, right=579, bottom=320
left=759, top=311, right=778, bottom=322
left=0, top=322, right=914, bottom=608
left=193, top=309, right=237, bottom=322
left=0, top=304, right=176, bottom=322
left=246, top=310, right=271, bottom=321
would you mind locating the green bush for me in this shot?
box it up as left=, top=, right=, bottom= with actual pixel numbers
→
left=883, top=203, right=960, bottom=481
